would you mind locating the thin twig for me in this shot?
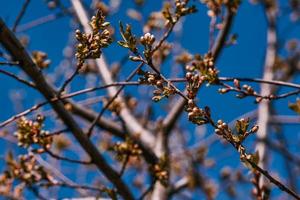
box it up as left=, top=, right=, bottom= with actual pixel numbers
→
left=119, top=154, right=130, bottom=177
left=219, top=77, right=300, bottom=89
left=12, top=0, right=31, bottom=32
left=44, top=149, right=92, bottom=165
left=0, top=61, right=19, bottom=65
left=247, top=159, right=300, bottom=200
left=2, top=76, right=300, bottom=128
left=0, top=69, right=36, bottom=88
left=211, top=7, right=234, bottom=60
left=0, top=81, right=140, bottom=128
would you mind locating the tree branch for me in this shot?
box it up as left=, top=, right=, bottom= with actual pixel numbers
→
left=0, top=18, right=134, bottom=200
left=70, top=0, right=155, bottom=148
left=12, top=0, right=30, bottom=32
left=162, top=7, right=235, bottom=136
left=255, top=3, right=277, bottom=189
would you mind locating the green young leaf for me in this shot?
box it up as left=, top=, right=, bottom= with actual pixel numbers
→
left=235, top=118, right=249, bottom=135
left=118, top=21, right=137, bottom=53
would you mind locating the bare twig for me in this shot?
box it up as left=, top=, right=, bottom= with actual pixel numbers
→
left=0, top=68, right=36, bottom=88
left=44, top=149, right=92, bottom=165
left=219, top=77, right=300, bottom=89
left=12, top=0, right=30, bottom=32
left=0, top=81, right=140, bottom=128
left=119, top=154, right=130, bottom=177
left=211, top=7, right=234, bottom=60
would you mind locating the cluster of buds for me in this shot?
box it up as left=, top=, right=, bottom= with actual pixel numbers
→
left=75, top=10, right=112, bottom=66
left=152, top=164, right=168, bottom=186
left=186, top=53, right=219, bottom=84
left=235, top=118, right=259, bottom=136
left=174, top=0, right=197, bottom=17
left=118, top=22, right=138, bottom=53
left=235, top=118, right=259, bottom=143
left=215, top=118, right=259, bottom=144
left=140, top=32, right=155, bottom=60
left=140, top=33, right=155, bottom=46
left=0, top=172, right=23, bottom=199
left=14, top=115, right=52, bottom=151
left=152, top=84, right=176, bottom=102
left=5, top=153, right=54, bottom=185
left=110, top=139, right=142, bottom=162
left=186, top=100, right=207, bottom=125
left=241, top=84, right=256, bottom=96
left=150, top=156, right=169, bottom=186
left=138, top=70, right=162, bottom=85
left=138, top=70, right=175, bottom=102
left=162, top=0, right=197, bottom=24
left=32, top=51, right=51, bottom=69
left=185, top=72, right=205, bottom=99
left=218, top=79, right=268, bottom=102
left=215, top=119, right=235, bottom=143
left=215, top=120, right=259, bottom=169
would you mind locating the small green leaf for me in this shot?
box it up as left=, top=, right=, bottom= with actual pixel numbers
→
left=235, top=118, right=249, bottom=135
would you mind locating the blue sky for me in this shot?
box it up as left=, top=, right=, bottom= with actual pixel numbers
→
left=1, top=0, right=300, bottom=199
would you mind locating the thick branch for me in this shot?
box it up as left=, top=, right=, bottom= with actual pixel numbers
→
left=255, top=4, right=277, bottom=188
